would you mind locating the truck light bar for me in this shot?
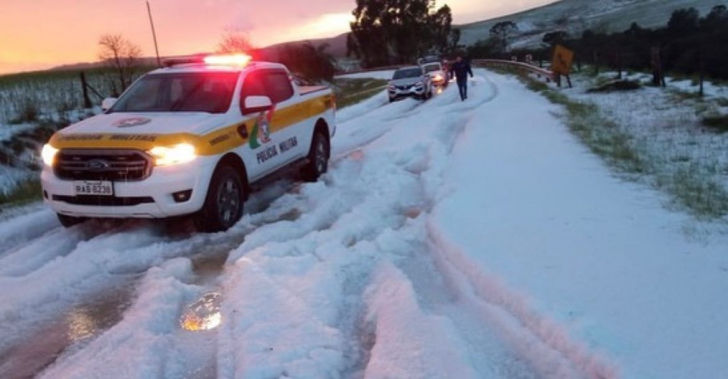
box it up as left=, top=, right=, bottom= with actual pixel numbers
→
left=163, top=54, right=252, bottom=68
left=204, top=54, right=251, bottom=66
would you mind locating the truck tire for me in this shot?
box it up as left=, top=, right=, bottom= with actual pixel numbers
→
left=57, top=213, right=86, bottom=228
left=193, top=165, right=245, bottom=233
left=302, top=131, right=329, bottom=182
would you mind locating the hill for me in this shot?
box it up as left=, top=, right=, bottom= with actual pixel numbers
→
left=458, top=0, right=721, bottom=48
left=262, top=33, right=348, bottom=59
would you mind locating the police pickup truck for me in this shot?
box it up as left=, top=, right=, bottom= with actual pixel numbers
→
left=41, top=54, right=336, bottom=232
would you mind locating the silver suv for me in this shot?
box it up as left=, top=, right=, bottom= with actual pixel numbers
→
left=387, top=66, right=433, bottom=102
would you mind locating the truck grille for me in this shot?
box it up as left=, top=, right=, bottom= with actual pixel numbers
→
left=54, top=149, right=153, bottom=181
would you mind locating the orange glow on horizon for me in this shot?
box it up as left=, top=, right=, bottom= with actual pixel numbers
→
left=0, top=0, right=557, bottom=75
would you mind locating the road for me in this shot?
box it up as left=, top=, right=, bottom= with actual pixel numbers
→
left=1, top=69, right=726, bottom=379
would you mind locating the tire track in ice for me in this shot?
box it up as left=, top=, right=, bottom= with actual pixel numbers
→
left=424, top=225, right=618, bottom=379
left=354, top=70, right=613, bottom=378
left=28, top=183, right=306, bottom=379
left=354, top=74, right=540, bottom=378
left=211, top=71, right=512, bottom=379
left=414, top=72, right=618, bottom=378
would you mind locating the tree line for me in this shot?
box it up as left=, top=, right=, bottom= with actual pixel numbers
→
left=346, top=0, right=460, bottom=68
left=468, top=5, right=728, bottom=81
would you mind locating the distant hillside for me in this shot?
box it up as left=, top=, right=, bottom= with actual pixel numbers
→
left=50, top=57, right=166, bottom=72
left=457, top=0, right=721, bottom=48
left=262, top=33, right=349, bottom=59
left=47, top=34, right=350, bottom=73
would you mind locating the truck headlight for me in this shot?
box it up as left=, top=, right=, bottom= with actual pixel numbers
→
left=41, top=144, right=59, bottom=166
left=415, top=82, right=424, bottom=87
left=149, top=143, right=196, bottom=166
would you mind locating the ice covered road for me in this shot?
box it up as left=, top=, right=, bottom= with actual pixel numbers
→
left=1, top=70, right=727, bottom=379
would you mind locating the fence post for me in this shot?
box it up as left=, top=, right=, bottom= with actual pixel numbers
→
left=651, top=47, right=664, bottom=87
left=699, top=54, right=705, bottom=97
left=616, top=51, right=622, bottom=79
left=80, top=72, right=92, bottom=109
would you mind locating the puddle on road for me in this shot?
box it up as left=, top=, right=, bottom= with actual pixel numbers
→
left=0, top=282, right=135, bottom=379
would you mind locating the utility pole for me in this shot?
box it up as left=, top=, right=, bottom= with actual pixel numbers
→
left=147, top=1, right=161, bottom=67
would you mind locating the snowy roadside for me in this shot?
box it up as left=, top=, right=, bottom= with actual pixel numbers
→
left=335, top=70, right=395, bottom=81
left=559, top=71, right=728, bottom=222
left=432, top=71, right=728, bottom=378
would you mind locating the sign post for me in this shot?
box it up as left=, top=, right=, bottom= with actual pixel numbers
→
left=551, top=45, right=574, bottom=88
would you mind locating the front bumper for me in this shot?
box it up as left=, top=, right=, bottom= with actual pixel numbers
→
left=41, top=157, right=216, bottom=219
left=388, top=85, right=426, bottom=100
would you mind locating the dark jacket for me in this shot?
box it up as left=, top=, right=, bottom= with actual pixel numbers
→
left=450, top=61, right=473, bottom=82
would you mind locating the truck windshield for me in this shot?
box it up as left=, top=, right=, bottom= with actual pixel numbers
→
left=393, top=69, right=422, bottom=80
left=110, top=72, right=239, bottom=113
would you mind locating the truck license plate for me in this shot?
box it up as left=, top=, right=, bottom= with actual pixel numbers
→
left=74, top=181, right=113, bottom=196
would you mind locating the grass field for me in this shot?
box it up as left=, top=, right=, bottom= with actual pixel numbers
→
left=507, top=67, right=728, bottom=220
left=0, top=66, right=154, bottom=125
left=332, top=78, right=388, bottom=109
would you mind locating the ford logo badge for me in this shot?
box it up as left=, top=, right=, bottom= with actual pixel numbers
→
left=87, top=159, right=110, bottom=171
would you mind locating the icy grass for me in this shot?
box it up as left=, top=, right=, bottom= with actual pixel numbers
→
left=514, top=70, right=728, bottom=220
left=332, top=78, right=388, bottom=109
left=0, top=180, right=42, bottom=210
left=0, top=69, right=105, bottom=125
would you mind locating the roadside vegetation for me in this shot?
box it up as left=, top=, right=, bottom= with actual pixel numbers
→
left=332, top=78, right=388, bottom=108
left=470, top=5, right=728, bottom=87
left=503, top=67, right=728, bottom=220
left=0, top=180, right=42, bottom=210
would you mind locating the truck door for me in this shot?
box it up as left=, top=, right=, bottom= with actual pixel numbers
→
left=260, top=70, right=307, bottom=165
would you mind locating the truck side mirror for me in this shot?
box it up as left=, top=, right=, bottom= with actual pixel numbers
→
left=101, top=97, right=117, bottom=112
left=242, top=95, right=273, bottom=115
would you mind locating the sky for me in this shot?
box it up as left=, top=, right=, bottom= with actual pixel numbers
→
left=0, top=0, right=557, bottom=75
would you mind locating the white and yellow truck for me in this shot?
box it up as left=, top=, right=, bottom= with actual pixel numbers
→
left=40, top=54, right=336, bottom=232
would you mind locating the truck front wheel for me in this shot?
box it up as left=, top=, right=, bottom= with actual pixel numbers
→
left=193, top=165, right=245, bottom=233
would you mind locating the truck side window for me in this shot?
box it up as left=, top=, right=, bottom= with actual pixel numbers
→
left=264, top=71, right=294, bottom=103
left=240, top=71, right=267, bottom=109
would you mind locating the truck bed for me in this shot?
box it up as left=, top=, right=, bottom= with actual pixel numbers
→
left=299, top=86, right=329, bottom=96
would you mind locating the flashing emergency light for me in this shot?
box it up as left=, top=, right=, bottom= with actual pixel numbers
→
left=203, top=54, right=252, bottom=66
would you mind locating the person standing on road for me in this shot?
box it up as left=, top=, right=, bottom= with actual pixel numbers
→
left=450, top=56, right=474, bottom=101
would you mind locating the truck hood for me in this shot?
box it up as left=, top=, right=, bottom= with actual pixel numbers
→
left=60, top=112, right=225, bottom=136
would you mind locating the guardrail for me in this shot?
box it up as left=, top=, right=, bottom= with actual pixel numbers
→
left=335, top=65, right=405, bottom=76
left=472, top=59, right=555, bottom=83
left=337, top=59, right=565, bottom=86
